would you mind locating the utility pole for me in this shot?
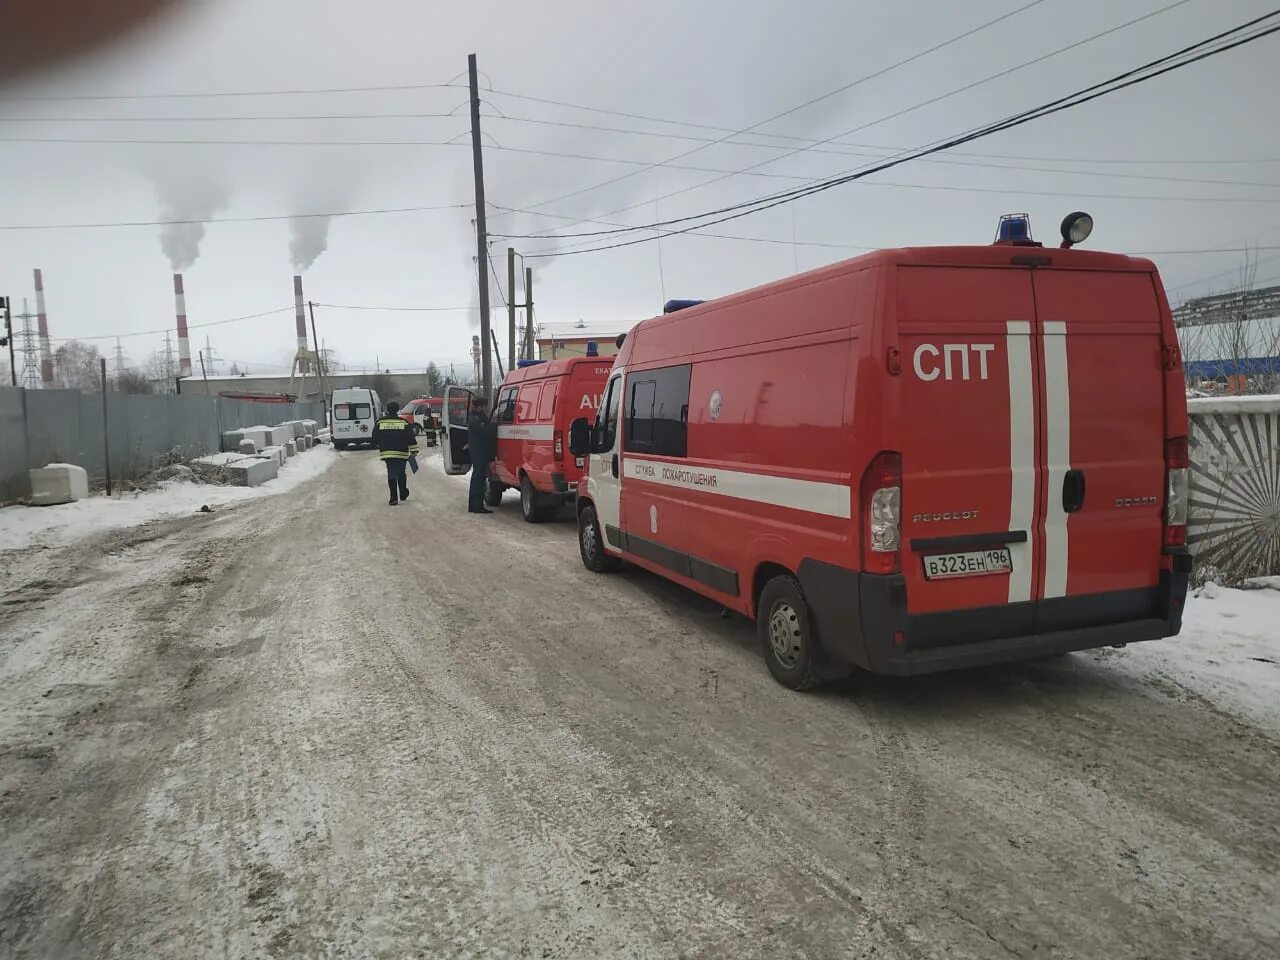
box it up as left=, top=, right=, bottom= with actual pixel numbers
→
left=308, top=300, right=329, bottom=425
left=198, top=348, right=209, bottom=394
left=507, top=247, right=517, bottom=371
left=100, top=358, right=112, bottom=496
left=524, top=267, right=535, bottom=360
left=468, top=53, right=493, bottom=401
left=2, top=297, right=13, bottom=386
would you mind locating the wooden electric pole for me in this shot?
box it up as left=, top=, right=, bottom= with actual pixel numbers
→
left=468, top=53, right=493, bottom=401
left=524, top=266, right=535, bottom=360
left=507, top=247, right=516, bottom=372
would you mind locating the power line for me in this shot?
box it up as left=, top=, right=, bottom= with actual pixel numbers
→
left=0, top=81, right=466, bottom=102
left=498, top=0, right=1057, bottom=218
left=0, top=111, right=465, bottom=122
left=489, top=202, right=1280, bottom=256
left=523, top=13, right=1280, bottom=257
left=315, top=303, right=476, bottom=312
left=0, top=202, right=468, bottom=231
left=480, top=110, right=1280, bottom=168
left=48, top=307, right=295, bottom=343
left=506, top=0, right=1197, bottom=240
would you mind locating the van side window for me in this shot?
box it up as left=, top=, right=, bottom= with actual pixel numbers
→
left=495, top=386, right=518, bottom=424
left=629, top=381, right=656, bottom=444
left=537, top=382, right=556, bottom=420
left=516, top=383, right=540, bottom=422
left=623, top=364, right=690, bottom=457
left=598, top=376, right=621, bottom=449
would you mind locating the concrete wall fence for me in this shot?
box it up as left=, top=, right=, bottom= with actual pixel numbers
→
left=1187, top=395, right=1280, bottom=581
left=0, top=386, right=325, bottom=502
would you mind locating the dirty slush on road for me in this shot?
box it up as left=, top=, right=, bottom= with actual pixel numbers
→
left=1, top=454, right=1277, bottom=959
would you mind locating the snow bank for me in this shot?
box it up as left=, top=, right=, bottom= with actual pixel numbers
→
left=0, top=445, right=337, bottom=552
left=1106, top=582, right=1280, bottom=731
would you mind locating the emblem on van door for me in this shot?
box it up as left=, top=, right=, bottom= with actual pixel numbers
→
left=709, top=390, right=723, bottom=421
left=1114, top=496, right=1158, bottom=508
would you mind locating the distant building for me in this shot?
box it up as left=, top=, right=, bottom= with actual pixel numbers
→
left=1174, top=284, right=1280, bottom=391
left=535, top=320, right=633, bottom=361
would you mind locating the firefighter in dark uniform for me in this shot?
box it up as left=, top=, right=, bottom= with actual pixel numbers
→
left=372, top=400, right=417, bottom=506
left=467, top=397, right=497, bottom=514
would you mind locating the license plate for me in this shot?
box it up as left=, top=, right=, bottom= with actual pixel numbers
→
left=923, top=548, right=1012, bottom=580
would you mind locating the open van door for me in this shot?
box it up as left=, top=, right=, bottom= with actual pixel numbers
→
left=442, top=385, right=476, bottom=475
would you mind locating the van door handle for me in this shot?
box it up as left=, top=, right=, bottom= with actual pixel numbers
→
left=1062, top=469, right=1086, bottom=513
left=611, top=454, right=619, bottom=478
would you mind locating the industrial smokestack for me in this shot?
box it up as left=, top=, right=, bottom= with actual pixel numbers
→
left=173, top=273, right=192, bottom=378
left=293, top=275, right=309, bottom=372
left=33, top=268, right=53, bottom=385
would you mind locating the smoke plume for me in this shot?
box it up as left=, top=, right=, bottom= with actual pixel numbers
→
left=289, top=214, right=333, bottom=272
left=154, top=176, right=228, bottom=272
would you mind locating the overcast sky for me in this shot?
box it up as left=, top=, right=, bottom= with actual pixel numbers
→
left=1, top=0, right=1278, bottom=378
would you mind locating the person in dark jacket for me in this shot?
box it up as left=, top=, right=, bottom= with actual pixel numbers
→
left=372, top=401, right=414, bottom=506
left=467, top=397, right=497, bottom=514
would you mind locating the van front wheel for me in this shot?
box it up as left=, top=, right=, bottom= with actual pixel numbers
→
left=484, top=478, right=504, bottom=507
left=758, top=575, right=823, bottom=691
left=578, top=504, right=619, bottom=572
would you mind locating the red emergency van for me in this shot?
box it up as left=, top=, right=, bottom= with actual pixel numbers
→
left=474, top=357, right=613, bottom=521
left=569, top=215, right=1192, bottom=689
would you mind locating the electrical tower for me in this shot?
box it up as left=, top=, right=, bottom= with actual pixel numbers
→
left=113, top=338, right=128, bottom=377
left=17, top=298, right=41, bottom=389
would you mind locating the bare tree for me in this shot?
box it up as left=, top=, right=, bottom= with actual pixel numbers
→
left=54, top=340, right=103, bottom=391
left=113, top=370, right=153, bottom=394
left=425, top=362, right=443, bottom=396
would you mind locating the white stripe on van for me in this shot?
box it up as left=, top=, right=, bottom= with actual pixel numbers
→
left=623, top=457, right=851, bottom=519
left=1006, top=321, right=1035, bottom=604
left=497, top=424, right=555, bottom=441
left=1041, top=321, right=1071, bottom=599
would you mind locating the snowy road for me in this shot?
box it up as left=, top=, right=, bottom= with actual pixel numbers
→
left=1, top=451, right=1277, bottom=960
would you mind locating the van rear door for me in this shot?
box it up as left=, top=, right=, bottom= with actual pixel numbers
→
left=896, top=266, right=1041, bottom=628
left=1031, top=269, right=1166, bottom=620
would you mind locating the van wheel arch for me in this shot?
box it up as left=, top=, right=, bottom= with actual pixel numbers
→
left=751, top=562, right=794, bottom=619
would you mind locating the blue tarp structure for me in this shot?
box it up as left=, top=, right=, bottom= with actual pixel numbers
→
left=1183, top=356, right=1280, bottom=379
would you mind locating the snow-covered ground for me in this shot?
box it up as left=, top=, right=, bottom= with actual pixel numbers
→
left=0, top=445, right=336, bottom=551
left=1106, top=579, right=1280, bottom=731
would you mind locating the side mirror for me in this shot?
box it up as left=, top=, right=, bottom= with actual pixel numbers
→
left=568, top=417, right=591, bottom=457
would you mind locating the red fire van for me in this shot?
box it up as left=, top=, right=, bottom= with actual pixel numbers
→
left=569, top=215, right=1192, bottom=689
left=443, top=357, right=612, bottom=521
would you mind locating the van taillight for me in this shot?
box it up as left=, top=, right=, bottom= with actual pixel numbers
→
left=1164, top=436, right=1189, bottom=546
left=554, top=430, right=564, bottom=460
left=860, top=452, right=903, bottom=575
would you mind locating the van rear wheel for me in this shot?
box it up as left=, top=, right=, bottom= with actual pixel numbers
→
left=578, top=504, right=619, bottom=572
left=758, top=575, right=824, bottom=691
left=520, top=476, right=552, bottom=523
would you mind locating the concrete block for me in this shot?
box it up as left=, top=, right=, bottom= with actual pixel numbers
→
left=284, top=439, right=297, bottom=458
left=297, top=435, right=311, bottom=450
left=257, top=446, right=287, bottom=467
left=282, top=420, right=308, bottom=439
left=238, top=438, right=258, bottom=455
left=267, top=425, right=292, bottom=447
left=316, top=429, right=331, bottom=444
left=300, top=419, right=318, bottom=437
left=29, top=463, right=90, bottom=505
left=191, top=453, right=279, bottom=487
left=239, top=426, right=272, bottom=450
left=221, top=429, right=246, bottom=452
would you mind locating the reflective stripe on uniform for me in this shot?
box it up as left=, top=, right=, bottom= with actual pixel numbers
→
left=380, top=450, right=411, bottom=460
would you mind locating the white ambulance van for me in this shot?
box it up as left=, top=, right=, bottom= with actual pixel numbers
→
left=330, top=387, right=381, bottom=450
